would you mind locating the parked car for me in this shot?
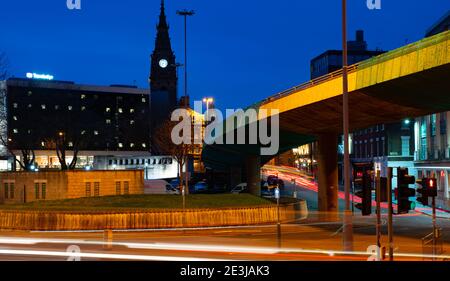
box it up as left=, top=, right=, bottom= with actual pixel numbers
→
left=266, top=175, right=284, bottom=190
left=192, top=181, right=208, bottom=193
left=230, top=183, right=247, bottom=194
left=165, top=184, right=180, bottom=195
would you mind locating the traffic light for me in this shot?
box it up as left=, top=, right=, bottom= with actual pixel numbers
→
left=396, top=167, right=416, bottom=214
left=379, top=177, right=388, bottom=202
left=416, top=178, right=429, bottom=206
left=354, top=171, right=372, bottom=216
left=416, top=177, right=437, bottom=206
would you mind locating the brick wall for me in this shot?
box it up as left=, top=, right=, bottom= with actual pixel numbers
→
left=0, top=170, right=144, bottom=204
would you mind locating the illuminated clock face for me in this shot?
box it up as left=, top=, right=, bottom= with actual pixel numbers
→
left=159, top=59, right=168, bottom=68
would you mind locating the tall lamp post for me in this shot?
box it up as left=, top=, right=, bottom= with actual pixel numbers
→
left=342, top=0, right=354, bottom=251
left=177, top=9, right=195, bottom=205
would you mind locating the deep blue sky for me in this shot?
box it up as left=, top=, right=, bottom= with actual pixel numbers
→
left=0, top=0, right=448, bottom=111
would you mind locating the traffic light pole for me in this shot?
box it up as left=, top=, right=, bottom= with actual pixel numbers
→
left=387, top=167, right=394, bottom=261
left=432, top=196, right=437, bottom=260
left=375, top=170, right=382, bottom=256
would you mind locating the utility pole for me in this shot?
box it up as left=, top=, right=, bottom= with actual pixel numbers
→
left=387, top=167, right=394, bottom=261
left=177, top=9, right=195, bottom=207
left=342, top=0, right=354, bottom=252
left=432, top=195, right=437, bottom=260
left=375, top=170, right=382, bottom=259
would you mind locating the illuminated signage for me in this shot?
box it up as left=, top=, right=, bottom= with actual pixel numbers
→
left=26, top=73, right=54, bottom=80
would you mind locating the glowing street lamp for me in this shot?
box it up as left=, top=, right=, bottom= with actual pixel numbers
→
left=202, top=97, right=214, bottom=112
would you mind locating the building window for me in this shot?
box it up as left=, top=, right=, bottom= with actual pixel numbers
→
left=35, top=183, right=40, bottom=199
left=9, top=183, right=14, bottom=199
left=68, top=106, right=73, bottom=111
left=401, top=136, right=411, bottom=156
left=142, top=98, right=146, bottom=103
left=85, top=182, right=91, bottom=197
left=118, top=143, right=123, bottom=148
left=142, top=143, right=147, bottom=148
left=106, top=107, right=111, bottom=112
left=81, top=106, right=86, bottom=111
left=41, top=183, right=46, bottom=200
left=41, top=104, right=46, bottom=110
left=13, top=103, right=18, bottom=108
left=130, top=108, right=135, bottom=113
left=55, top=105, right=59, bottom=110
left=118, top=108, right=123, bottom=113
left=28, top=104, right=32, bottom=108
left=431, top=114, right=437, bottom=137
left=94, top=182, right=100, bottom=197
left=13, top=129, right=18, bottom=134
left=123, top=181, right=129, bottom=195
left=81, top=94, right=86, bottom=99
left=130, top=143, right=135, bottom=148
left=4, top=183, right=9, bottom=199
left=116, top=182, right=121, bottom=195
left=13, top=116, right=17, bottom=121
left=130, top=120, right=135, bottom=125
left=94, top=131, right=99, bottom=136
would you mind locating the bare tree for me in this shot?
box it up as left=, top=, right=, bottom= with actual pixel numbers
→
left=153, top=119, right=193, bottom=194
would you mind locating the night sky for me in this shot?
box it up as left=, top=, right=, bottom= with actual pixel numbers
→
left=0, top=0, right=448, bottom=111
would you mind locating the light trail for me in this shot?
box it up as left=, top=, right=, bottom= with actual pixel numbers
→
left=0, top=236, right=448, bottom=260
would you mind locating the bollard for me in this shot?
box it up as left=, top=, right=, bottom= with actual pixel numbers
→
left=103, top=229, right=113, bottom=250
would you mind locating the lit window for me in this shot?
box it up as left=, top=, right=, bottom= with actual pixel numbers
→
left=106, top=119, right=111, bottom=124
left=13, top=103, right=18, bottom=108
left=81, top=94, right=86, bottom=99
left=130, top=143, right=135, bottom=148
left=81, top=106, right=86, bottom=111
left=130, top=120, right=135, bottom=125
left=68, top=106, right=73, bottom=111
left=130, top=108, right=135, bottom=113
left=118, top=143, right=123, bottom=148
left=41, top=104, right=46, bottom=110
left=27, top=91, right=32, bottom=96
left=141, top=98, right=146, bottom=103
left=55, top=105, right=59, bottom=110
left=81, top=130, right=86, bottom=135
left=106, top=107, right=111, bottom=112
left=142, top=143, right=147, bottom=148
left=68, top=142, right=73, bottom=147
left=94, top=131, right=99, bottom=135
left=28, top=104, right=32, bottom=108
left=118, top=108, right=123, bottom=113
left=13, top=116, right=17, bottom=121
left=13, top=129, right=18, bottom=134
left=41, top=142, right=45, bottom=147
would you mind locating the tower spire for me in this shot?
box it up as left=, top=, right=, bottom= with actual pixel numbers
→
left=158, top=0, right=168, bottom=29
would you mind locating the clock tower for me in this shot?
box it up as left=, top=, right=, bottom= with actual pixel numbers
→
left=149, top=0, right=178, bottom=142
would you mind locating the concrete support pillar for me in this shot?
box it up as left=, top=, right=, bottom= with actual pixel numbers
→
left=246, top=155, right=261, bottom=196
left=317, top=133, right=339, bottom=218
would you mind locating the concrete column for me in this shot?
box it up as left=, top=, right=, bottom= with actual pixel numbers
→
left=246, top=155, right=261, bottom=196
left=317, top=133, right=339, bottom=217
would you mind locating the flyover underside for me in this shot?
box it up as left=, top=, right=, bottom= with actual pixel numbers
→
left=279, top=63, right=450, bottom=135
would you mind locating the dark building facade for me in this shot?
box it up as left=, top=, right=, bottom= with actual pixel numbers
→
left=310, top=30, right=385, bottom=79
left=149, top=0, right=178, bottom=143
left=6, top=78, right=150, bottom=152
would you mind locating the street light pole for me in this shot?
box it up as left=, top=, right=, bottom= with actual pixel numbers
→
left=342, top=0, right=354, bottom=252
left=177, top=9, right=195, bottom=211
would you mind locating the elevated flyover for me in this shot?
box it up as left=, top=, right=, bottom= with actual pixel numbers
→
left=202, top=31, right=450, bottom=212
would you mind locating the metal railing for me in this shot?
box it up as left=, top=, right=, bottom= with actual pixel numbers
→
left=258, top=30, right=449, bottom=107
